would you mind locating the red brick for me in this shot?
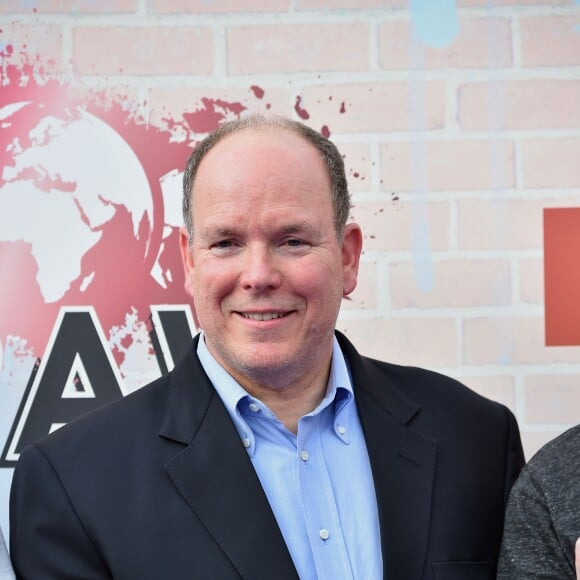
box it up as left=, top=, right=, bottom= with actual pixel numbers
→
left=390, top=259, right=511, bottom=309
left=457, top=198, right=580, bottom=251
left=300, top=81, right=446, bottom=134
left=227, top=23, right=369, bottom=74
left=522, top=430, right=570, bottom=462
left=149, top=86, right=290, bottom=133
left=522, top=138, right=580, bottom=188
left=350, top=200, right=450, bottom=252
left=459, top=0, right=571, bottom=4
left=73, top=26, right=213, bottom=76
left=524, top=375, right=580, bottom=424
left=342, top=260, right=377, bottom=311
left=460, top=80, right=580, bottom=131
left=339, top=143, right=372, bottom=193
left=150, top=0, right=288, bottom=13
left=0, top=24, right=62, bottom=67
left=379, top=18, right=512, bottom=70
left=337, top=317, right=458, bottom=368
left=381, top=139, right=515, bottom=192
left=298, top=0, right=405, bottom=8
left=464, top=317, right=580, bottom=365
left=521, top=15, right=580, bottom=67
left=456, top=375, right=516, bottom=411
left=0, top=0, right=136, bottom=12
left=519, top=257, right=543, bottom=305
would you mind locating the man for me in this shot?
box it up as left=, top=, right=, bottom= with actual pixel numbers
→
left=10, top=115, right=524, bottom=579
left=498, top=424, right=580, bottom=579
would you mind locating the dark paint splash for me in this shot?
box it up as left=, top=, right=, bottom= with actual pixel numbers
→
left=182, top=97, right=246, bottom=133
left=250, top=85, right=264, bottom=99
left=294, top=95, right=310, bottom=120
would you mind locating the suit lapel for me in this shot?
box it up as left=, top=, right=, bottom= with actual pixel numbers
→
left=158, top=334, right=436, bottom=580
left=338, top=333, right=437, bottom=580
left=159, top=337, right=298, bottom=580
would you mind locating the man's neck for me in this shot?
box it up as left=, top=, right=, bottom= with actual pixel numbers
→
left=240, top=369, right=331, bottom=434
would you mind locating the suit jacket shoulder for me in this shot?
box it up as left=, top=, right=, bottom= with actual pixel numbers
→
left=11, top=337, right=298, bottom=580
left=337, top=331, right=525, bottom=580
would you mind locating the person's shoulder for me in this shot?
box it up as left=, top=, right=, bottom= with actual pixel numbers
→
left=337, top=332, right=491, bottom=404
left=23, top=369, right=173, bottom=464
left=525, top=424, right=580, bottom=478
left=531, top=424, right=580, bottom=459
left=363, top=353, right=503, bottom=412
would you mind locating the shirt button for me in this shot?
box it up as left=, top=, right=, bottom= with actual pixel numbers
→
left=242, top=438, right=251, bottom=448
left=300, top=450, right=309, bottom=461
left=249, top=403, right=259, bottom=413
left=337, top=425, right=346, bottom=435
left=319, top=529, right=330, bottom=541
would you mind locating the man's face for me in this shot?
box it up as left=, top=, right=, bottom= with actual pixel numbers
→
left=180, top=128, right=361, bottom=391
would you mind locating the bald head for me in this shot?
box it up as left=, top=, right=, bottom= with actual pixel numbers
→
left=182, top=115, right=351, bottom=242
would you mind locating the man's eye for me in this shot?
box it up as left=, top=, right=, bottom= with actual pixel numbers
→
left=286, top=239, right=305, bottom=247
left=211, top=240, right=236, bottom=251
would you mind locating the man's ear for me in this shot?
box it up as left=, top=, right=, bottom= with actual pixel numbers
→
left=341, top=222, right=363, bottom=297
left=179, top=227, right=195, bottom=298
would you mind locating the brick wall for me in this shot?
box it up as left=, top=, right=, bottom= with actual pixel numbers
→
left=1, top=0, right=579, bottom=460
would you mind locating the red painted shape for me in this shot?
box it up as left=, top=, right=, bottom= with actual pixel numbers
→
left=0, top=53, right=246, bottom=366
left=544, top=207, right=580, bottom=346
left=250, top=85, right=264, bottom=99
left=182, top=97, right=246, bottom=133
left=294, top=96, right=310, bottom=120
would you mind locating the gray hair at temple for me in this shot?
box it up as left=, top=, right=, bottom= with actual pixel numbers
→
left=182, top=115, right=351, bottom=243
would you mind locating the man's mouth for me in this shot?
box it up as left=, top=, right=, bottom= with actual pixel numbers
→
left=240, top=312, right=289, bottom=321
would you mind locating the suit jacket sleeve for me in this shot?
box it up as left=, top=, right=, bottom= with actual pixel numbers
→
left=10, top=444, right=111, bottom=580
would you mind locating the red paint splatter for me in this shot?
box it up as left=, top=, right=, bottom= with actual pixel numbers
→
left=120, top=333, right=134, bottom=350
left=321, top=125, right=330, bottom=138
left=0, top=54, right=247, bottom=366
left=182, top=97, right=246, bottom=133
left=250, top=85, right=264, bottom=99
left=294, top=96, right=310, bottom=120
left=340, top=102, right=346, bottom=114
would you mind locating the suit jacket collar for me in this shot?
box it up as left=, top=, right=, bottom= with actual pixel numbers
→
left=160, top=333, right=436, bottom=580
left=159, top=335, right=299, bottom=580
left=337, top=332, right=437, bottom=580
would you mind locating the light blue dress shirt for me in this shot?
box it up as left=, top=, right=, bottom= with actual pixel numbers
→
left=197, top=334, right=382, bottom=580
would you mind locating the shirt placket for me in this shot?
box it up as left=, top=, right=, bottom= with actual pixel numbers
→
left=297, top=411, right=354, bottom=580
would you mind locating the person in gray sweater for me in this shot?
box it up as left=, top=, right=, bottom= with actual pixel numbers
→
left=498, top=424, right=580, bottom=579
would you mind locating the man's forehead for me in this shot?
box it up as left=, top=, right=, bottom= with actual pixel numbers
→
left=208, top=125, right=310, bottom=156
left=192, top=125, right=329, bottom=193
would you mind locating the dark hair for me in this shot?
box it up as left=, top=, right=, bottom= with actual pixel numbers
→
left=182, top=115, right=351, bottom=241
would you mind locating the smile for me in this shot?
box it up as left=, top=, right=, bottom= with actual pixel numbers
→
left=241, top=312, right=289, bottom=321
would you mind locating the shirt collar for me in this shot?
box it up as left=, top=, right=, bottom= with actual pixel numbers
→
left=196, top=332, right=355, bottom=453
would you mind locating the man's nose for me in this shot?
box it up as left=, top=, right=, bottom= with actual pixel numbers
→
left=240, top=245, right=282, bottom=292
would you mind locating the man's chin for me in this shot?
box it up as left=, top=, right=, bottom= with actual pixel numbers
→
left=226, top=350, right=303, bottom=388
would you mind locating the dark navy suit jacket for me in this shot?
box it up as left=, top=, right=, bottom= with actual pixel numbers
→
left=10, top=332, right=524, bottom=579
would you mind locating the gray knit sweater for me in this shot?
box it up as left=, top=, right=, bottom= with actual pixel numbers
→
left=497, top=424, right=580, bottom=579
